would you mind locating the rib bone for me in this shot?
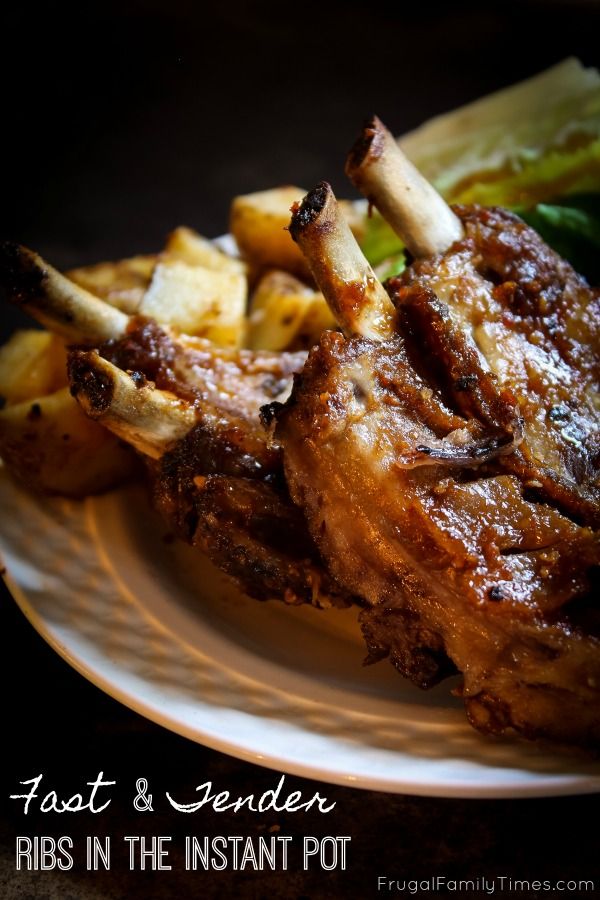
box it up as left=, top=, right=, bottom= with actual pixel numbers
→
left=346, top=116, right=464, bottom=258
left=288, top=182, right=396, bottom=340
left=68, top=350, right=198, bottom=458
left=0, top=242, right=129, bottom=343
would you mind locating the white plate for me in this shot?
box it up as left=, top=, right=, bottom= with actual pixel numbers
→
left=1, top=468, right=600, bottom=798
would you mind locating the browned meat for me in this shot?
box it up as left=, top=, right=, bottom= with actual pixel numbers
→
left=0, top=240, right=349, bottom=607
left=99, top=316, right=304, bottom=418
left=276, top=201, right=600, bottom=749
left=395, top=206, right=600, bottom=527
left=70, top=317, right=348, bottom=607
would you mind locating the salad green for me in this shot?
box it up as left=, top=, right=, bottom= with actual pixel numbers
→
left=361, top=59, right=600, bottom=284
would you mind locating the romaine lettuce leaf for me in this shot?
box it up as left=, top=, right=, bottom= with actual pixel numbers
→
left=518, top=194, right=600, bottom=284
left=399, top=58, right=600, bottom=203
left=361, top=210, right=404, bottom=266
left=452, top=139, right=600, bottom=207
left=359, top=60, right=600, bottom=284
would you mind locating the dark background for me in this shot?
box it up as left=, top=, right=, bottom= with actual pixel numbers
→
left=3, top=0, right=600, bottom=271
left=2, top=1, right=600, bottom=897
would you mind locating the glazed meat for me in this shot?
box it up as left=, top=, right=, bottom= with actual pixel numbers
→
left=275, top=121, right=600, bottom=748
left=396, top=205, right=600, bottom=527
left=0, top=242, right=346, bottom=607
left=69, top=318, right=347, bottom=607
left=277, top=327, right=600, bottom=743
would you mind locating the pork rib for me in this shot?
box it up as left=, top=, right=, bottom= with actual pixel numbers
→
left=276, top=134, right=600, bottom=747
left=69, top=318, right=348, bottom=607
left=0, top=242, right=346, bottom=608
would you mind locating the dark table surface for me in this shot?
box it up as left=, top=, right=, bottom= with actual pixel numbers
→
left=1, top=2, right=600, bottom=898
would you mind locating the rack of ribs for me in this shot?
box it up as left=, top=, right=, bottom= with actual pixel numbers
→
left=2, top=114, right=598, bottom=750
left=0, top=241, right=348, bottom=608
left=274, top=117, right=600, bottom=749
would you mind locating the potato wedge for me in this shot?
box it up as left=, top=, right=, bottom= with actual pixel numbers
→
left=230, top=186, right=310, bottom=277
left=248, top=270, right=336, bottom=351
left=163, top=226, right=246, bottom=276
left=139, top=260, right=247, bottom=347
left=68, top=255, right=157, bottom=314
left=0, top=387, right=137, bottom=497
left=0, top=330, right=68, bottom=405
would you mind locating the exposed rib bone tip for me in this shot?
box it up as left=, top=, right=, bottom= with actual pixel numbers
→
left=346, top=116, right=464, bottom=258
left=345, top=115, right=384, bottom=172
left=289, top=182, right=396, bottom=341
left=289, top=182, right=332, bottom=241
left=0, top=243, right=129, bottom=343
left=68, top=350, right=198, bottom=458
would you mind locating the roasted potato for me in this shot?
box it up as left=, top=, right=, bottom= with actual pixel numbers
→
left=0, top=330, right=68, bottom=405
left=0, top=387, right=137, bottom=497
left=68, top=255, right=157, bottom=314
left=139, top=260, right=247, bottom=346
left=0, top=204, right=347, bottom=497
left=163, top=226, right=246, bottom=276
left=230, top=186, right=310, bottom=278
left=247, top=270, right=336, bottom=351
left=230, top=187, right=366, bottom=280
